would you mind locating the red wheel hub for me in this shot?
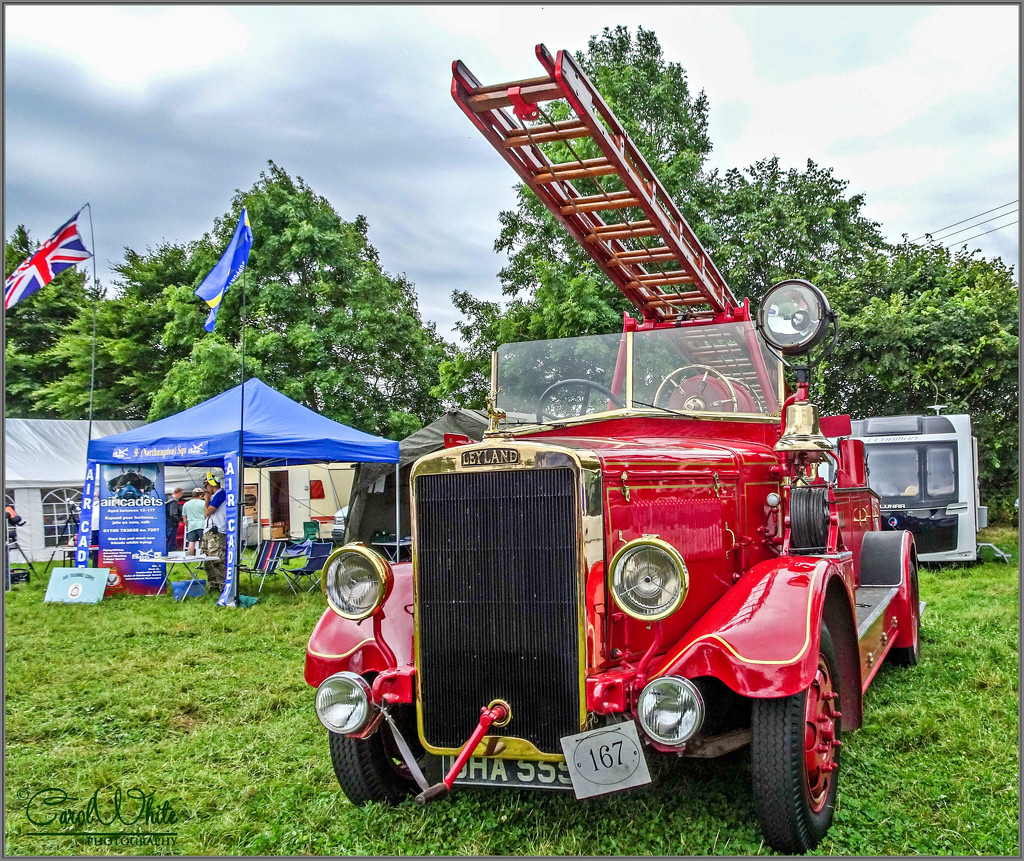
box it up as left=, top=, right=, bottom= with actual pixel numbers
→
left=803, top=654, right=841, bottom=812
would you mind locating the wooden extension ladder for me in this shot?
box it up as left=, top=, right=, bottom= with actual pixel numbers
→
left=452, top=44, right=738, bottom=324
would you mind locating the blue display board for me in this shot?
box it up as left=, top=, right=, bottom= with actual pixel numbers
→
left=97, top=463, right=167, bottom=595
left=45, top=567, right=110, bottom=604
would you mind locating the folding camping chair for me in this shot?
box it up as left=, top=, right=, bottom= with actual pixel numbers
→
left=282, top=541, right=333, bottom=593
left=246, top=539, right=287, bottom=594
left=301, top=521, right=321, bottom=542
left=239, top=538, right=264, bottom=581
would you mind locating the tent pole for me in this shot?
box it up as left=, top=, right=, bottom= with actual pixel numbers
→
left=325, top=465, right=341, bottom=514
left=394, top=463, right=400, bottom=561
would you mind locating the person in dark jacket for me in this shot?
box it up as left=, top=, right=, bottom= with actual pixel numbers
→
left=165, top=487, right=184, bottom=552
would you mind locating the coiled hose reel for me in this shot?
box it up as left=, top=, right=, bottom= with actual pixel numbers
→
left=789, top=486, right=830, bottom=552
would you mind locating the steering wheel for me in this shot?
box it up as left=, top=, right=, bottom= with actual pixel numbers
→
left=654, top=365, right=740, bottom=413
left=536, top=379, right=624, bottom=423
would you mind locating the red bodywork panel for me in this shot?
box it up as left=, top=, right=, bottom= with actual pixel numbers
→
left=304, top=562, right=415, bottom=688
left=649, top=555, right=853, bottom=698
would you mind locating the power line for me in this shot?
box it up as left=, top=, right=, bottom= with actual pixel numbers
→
left=944, top=220, right=1019, bottom=249
left=934, top=211, right=1019, bottom=242
left=910, top=199, right=1018, bottom=242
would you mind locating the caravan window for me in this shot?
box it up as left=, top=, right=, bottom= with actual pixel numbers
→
left=865, top=446, right=921, bottom=501
left=925, top=445, right=957, bottom=498
left=865, top=443, right=959, bottom=506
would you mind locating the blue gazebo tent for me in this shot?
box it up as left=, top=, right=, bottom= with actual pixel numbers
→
left=75, top=379, right=399, bottom=605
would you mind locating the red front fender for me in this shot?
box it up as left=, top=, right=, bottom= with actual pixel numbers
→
left=651, top=556, right=855, bottom=699
left=304, top=562, right=415, bottom=687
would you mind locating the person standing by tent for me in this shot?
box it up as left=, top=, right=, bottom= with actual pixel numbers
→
left=201, top=473, right=227, bottom=594
left=182, top=488, right=206, bottom=555
left=165, top=487, right=184, bottom=552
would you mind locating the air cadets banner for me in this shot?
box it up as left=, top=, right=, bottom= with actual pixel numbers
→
left=96, top=463, right=167, bottom=595
left=74, top=462, right=98, bottom=569
left=215, top=452, right=240, bottom=607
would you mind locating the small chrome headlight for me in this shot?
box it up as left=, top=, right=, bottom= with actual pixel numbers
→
left=609, top=537, right=688, bottom=621
left=315, top=671, right=372, bottom=734
left=637, top=676, right=704, bottom=747
left=323, top=544, right=393, bottom=620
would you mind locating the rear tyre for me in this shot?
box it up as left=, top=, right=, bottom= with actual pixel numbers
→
left=888, top=565, right=921, bottom=666
left=328, top=706, right=421, bottom=806
left=752, top=625, right=841, bottom=854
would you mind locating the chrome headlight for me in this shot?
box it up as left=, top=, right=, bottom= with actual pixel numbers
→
left=315, top=671, right=372, bottom=734
left=323, top=544, right=393, bottom=620
left=609, top=537, right=688, bottom=621
left=637, top=676, right=704, bottom=747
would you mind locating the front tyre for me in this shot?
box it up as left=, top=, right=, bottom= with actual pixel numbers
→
left=752, top=624, right=842, bottom=854
left=328, top=707, right=422, bottom=806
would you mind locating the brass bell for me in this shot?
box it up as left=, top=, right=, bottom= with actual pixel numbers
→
left=775, top=401, right=836, bottom=453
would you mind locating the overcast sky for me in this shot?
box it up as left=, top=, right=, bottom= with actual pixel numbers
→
left=4, top=4, right=1019, bottom=340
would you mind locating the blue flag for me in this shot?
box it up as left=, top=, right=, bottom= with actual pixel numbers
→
left=195, top=207, right=253, bottom=332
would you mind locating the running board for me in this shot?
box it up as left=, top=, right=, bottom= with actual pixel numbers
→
left=854, top=585, right=899, bottom=639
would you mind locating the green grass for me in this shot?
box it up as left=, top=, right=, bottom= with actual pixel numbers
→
left=5, top=529, right=1019, bottom=855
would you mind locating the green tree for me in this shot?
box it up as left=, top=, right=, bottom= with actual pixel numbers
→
left=36, top=163, right=449, bottom=438
left=702, top=157, right=886, bottom=305
left=4, top=225, right=96, bottom=418
left=816, top=242, right=1018, bottom=518
left=144, top=162, right=449, bottom=438
left=38, top=240, right=204, bottom=419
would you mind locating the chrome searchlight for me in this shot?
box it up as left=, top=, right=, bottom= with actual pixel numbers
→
left=757, top=279, right=833, bottom=356
left=315, top=671, right=373, bottom=735
left=637, top=676, right=704, bottom=747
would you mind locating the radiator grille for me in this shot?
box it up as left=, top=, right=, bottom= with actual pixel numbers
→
left=415, top=468, right=581, bottom=754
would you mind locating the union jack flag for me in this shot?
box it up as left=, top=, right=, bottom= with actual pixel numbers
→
left=5, top=207, right=93, bottom=310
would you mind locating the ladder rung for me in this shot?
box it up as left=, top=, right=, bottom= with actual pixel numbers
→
left=502, top=121, right=591, bottom=149
left=533, top=159, right=617, bottom=183
left=467, top=80, right=563, bottom=113
left=631, top=273, right=694, bottom=286
left=657, top=292, right=708, bottom=305
left=585, top=222, right=658, bottom=242
left=606, top=246, right=673, bottom=264
left=469, top=73, right=553, bottom=96
left=560, top=196, right=641, bottom=214
left=626, top=284, right=700, bottom=300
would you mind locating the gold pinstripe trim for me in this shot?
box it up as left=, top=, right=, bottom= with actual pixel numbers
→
left=307, top=638, right=375, bottom=661
left=601, top=459, right=777, bottom=468
left=605, top=483, right=720, bottom=501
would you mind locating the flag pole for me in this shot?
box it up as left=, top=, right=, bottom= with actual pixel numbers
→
left=85, top=203, right=98, bottom=445
left=236, top=232, right=247, bottom=588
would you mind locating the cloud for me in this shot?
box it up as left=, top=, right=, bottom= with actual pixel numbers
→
left=4, top=4, right=1017, bottom=344
left=6, top=6, right=249, bottom=94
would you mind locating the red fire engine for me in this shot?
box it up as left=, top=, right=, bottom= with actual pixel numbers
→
left=305, top=45, right=921, bottom=854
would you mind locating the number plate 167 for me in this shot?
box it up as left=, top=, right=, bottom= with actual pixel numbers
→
left=559, top=720, right=652, bottom=799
